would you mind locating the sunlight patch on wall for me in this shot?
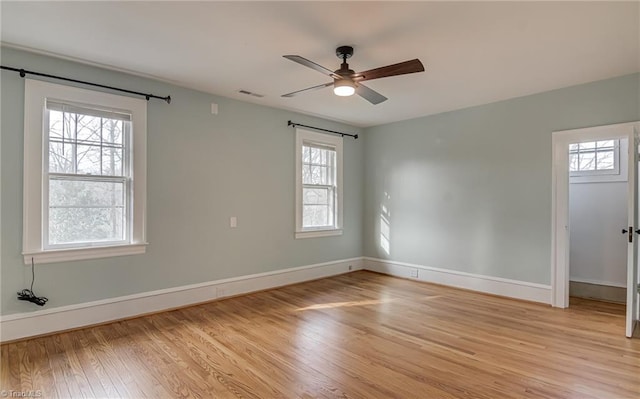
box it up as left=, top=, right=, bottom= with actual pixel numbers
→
left=380, top=192, right=391, bottom=255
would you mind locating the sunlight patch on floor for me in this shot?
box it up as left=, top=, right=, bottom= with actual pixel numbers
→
left=296, top=295, right=443, bottom=311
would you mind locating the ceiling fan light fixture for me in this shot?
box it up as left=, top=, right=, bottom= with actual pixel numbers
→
left=333, top=79, right=355, bottom=96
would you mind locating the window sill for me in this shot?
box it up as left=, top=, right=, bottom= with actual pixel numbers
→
left=295, top=229, right=343, bottom=239
left=23, top=243, right=148, bottom=265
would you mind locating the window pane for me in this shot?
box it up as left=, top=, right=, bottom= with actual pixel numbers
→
left=579, top=141, right=595, bottom=150
left=310, top=165, right=328, bottom=185
left=102, top=147, right=123, bottom=176
left=578, top=152, right=596, bottom=171
left=302, top=165, right=312, bottom=184
left=49, top=207, right=124, bottom=245
left=62, top=112, right=76, bottom=141
left=50, top=179, right=124, bottom=207
left=596, top=150, right=614, bottom=170
left=102, top=119, right=123, bottom=145
left=569, top=143, right=578, bottom=152
left=303, top=205, right=330, bottom=227
left=49, top=179, right=125, bottom=245
left=49, top=110, right=64, bottom=139
left=303, top=187, right=329, bottom=205
left=596, top=140, right=614, bottom=149
left=311, top=147, right=322, bottom=164
left=303, top=146, right=311, bottom=163
left=76, top=114, right=102, bottom=143
left=569, top=153, right=578, bottom=172
left=49, top=141, right=74, bottom=173
left=77, top=144, right=102, bottom=175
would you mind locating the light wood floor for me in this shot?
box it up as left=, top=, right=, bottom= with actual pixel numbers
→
left=1, top=271, right=639, bottom=398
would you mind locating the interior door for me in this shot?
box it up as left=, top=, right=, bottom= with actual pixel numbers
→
left=626, top=124, right=639, bottom=338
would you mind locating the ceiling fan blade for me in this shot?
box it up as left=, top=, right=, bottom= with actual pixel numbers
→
left=282, top=82, right=333, bottom=98
left=355, top=59, right=425, bottom=82
left=356, top=84, right=387, bottom=105
left=283, top=55, right=341, bottom=79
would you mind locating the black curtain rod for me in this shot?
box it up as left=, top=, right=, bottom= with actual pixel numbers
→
left=1, top=65, right=171, bottom=104
left=287, top=120, right=358, bottom=139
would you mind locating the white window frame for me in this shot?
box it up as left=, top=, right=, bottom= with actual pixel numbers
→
left=23, top=79, right=147, bottom=264
left=295, top=128, right=343, bottom=239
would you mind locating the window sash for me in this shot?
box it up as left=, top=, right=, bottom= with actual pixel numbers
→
left=45, top=174, right=130, bottom=249
left=301, top=143, right=337, bottom=229
left=302, top=184, right=336, bottom=228
left=44, top=105, right=132, bottom=249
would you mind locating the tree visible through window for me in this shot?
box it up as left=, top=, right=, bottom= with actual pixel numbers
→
left=46, top=102, right=130, bottom=247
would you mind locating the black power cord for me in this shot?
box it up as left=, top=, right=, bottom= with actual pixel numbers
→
left=17, top=257, right=48, bottom=306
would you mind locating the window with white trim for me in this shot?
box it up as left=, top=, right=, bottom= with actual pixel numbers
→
left=295, top=129, right=343, bottom=239
left=23, top=79, right=147, bottom=264
left=569, top=140, right=619, bottom=176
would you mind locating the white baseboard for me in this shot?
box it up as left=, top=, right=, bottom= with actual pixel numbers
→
left=1, top=256, right=553, bottom=342
left=569, top=277, right=626, bottom=288
left=364, top=257, right=551, bottom=304
left=0, top=258, right=364, bottom=342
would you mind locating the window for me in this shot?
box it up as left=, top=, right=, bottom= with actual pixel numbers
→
left=295, top=129, right=343, bottom=238
left=23, top=80, right=147, bottom=264
left=569, top=140, right=619, bottom=176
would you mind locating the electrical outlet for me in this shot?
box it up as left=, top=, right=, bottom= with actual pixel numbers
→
left=348, top=265, right=353, bottom=271
left=410, top=269, right=419, bottom=278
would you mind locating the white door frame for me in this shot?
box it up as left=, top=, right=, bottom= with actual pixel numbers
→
left=551, top=121, right=638, bottom=309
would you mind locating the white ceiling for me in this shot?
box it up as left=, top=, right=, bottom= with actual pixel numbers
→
left=1, top=1, right=638, bottom=127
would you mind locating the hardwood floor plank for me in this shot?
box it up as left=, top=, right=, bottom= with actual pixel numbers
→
left=1, top=271, right=639, bottom=398
left=24, top=339, right=56, bottom=398
left=41, top=335, right=73, bottom=398
left=5, top=342, right=23, bottom=393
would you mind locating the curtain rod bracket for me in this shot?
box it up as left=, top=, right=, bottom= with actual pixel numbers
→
left=287, top=120, right=358, bottom=139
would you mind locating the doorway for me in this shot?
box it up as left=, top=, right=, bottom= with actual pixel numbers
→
left=551, top=121, right=640, bottom=337
left=568, top=138, right=628, bottom=304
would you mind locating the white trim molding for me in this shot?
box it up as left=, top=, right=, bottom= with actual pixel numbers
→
left=23, top=243, right=148, bottom=264
left=1, top=256, right=559, bottom=342
left=569, top=277, right=626, bottom=289
left=295, top=128, right=343, bottom=238
left=22, top=79, right=148, bottom=265
left=0, top=258, right=363, bottom=342
left=551, top=121, right=639, bottom=308
left=364, top=257, right=552, bottom=304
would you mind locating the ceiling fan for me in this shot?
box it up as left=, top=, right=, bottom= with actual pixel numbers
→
left=282, top=46, right=425, bottom=105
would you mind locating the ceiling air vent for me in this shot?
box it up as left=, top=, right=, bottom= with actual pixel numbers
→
left=238, top=89, right=264, bottom=98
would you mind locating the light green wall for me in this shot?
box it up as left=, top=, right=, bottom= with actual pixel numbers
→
left=363, top=73, right=640, bottom=285
left=2, top=47, right=637, bottom=316
left=0, top=47, right=364, bottom=315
